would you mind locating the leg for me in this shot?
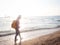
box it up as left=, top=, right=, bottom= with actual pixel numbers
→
left=18, top=31, right=21, bottom=45
left=15, top=31, right=18, bottom=45
left=15, top=34, right=18, bottom=43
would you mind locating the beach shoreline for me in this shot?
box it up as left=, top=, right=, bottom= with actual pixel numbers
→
left=0, top=28, right=60, bottom=45
left=0, top=27, right=60, bottom=37
left=21, top=30, right=60, bottom=45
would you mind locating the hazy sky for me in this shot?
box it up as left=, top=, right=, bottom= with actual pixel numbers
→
left=0, top=0, right=60, bottom=17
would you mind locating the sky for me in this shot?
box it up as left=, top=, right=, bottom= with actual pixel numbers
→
left=0, top=0, right=60, bottom=17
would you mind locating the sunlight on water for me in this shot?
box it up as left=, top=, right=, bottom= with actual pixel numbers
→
left=0, top=16, right=60, bottom=31
left=19, top=16, right=60, bottom=30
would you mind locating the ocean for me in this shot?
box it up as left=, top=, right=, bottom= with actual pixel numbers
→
left=0, top=16, right=60, bottom=32
left=0, top=16, right=60, bottom=44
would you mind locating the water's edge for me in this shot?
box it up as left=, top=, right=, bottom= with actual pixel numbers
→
left=0, top=27, right=60, bottom=37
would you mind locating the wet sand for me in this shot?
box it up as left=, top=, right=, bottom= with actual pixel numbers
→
left=0, top=28, right=60, bottom=45
left=22, top=30, right=60, bottom=45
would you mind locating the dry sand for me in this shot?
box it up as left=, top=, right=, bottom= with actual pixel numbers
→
left=21, top=30, right=60, bottom=45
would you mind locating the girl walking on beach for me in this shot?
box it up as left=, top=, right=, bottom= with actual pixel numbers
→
left=11, top=15, right=21, bottom=45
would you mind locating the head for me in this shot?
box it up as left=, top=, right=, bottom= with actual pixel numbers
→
left=17, top=15, right=21, bottom=20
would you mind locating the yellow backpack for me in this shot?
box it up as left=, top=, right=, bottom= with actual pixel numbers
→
left=11, top=20, right=17, bottom=29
